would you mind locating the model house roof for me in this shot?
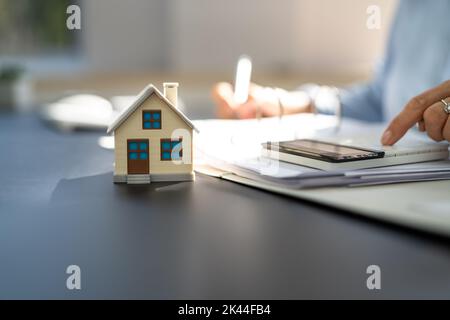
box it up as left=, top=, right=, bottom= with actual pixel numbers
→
left=107, top=84, right=199, bottom=134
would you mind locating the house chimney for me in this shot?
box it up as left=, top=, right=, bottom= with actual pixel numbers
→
left=163, top=82, right=178, bottom=108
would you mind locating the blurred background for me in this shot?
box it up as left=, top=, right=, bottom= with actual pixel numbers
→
left=0, top=0, right=397, bottom=119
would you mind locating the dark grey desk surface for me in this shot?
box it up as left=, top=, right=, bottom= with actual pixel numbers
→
left=1, top=114, right=450, bottom=299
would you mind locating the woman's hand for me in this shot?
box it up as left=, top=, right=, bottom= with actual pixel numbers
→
left=212, top=82, right=311, bottom=119
left=381, top=80, right=450, bottom=145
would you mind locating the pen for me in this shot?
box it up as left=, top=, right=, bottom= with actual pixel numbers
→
left=233, top=55, right=254, bottom=116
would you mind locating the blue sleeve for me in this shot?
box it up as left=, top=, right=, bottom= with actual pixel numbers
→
left=331, top=1, right=402, bottom=122
left=339, top=68, right=385, bottom=122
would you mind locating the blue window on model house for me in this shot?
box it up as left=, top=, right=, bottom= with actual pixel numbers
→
left=143, top=110, right=161, bottom=129
left=160, top=138, right=182, bottom=161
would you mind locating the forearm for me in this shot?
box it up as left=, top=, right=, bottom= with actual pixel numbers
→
left=274, top=88, right=312, bottom=115
left=295, top=82, right=383, bottom=122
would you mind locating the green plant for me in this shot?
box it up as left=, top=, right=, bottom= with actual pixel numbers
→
left=0, top=0, right=76, bottom=55
left=0, top=65, right=24, bottom=83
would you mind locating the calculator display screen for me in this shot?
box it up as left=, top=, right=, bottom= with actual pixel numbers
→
left=281, top=140, right=372, bottom=157
left=266, top=139, right=385, bottom=162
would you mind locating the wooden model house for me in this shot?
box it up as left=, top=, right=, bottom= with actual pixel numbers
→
left=107, top=83, right=198, bottom=184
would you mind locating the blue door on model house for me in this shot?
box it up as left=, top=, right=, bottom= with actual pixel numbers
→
left=127, top=139, right=149, bottom=174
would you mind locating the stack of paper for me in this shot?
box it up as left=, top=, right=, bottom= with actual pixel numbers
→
left=193, top=114, right=450, bottom=189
